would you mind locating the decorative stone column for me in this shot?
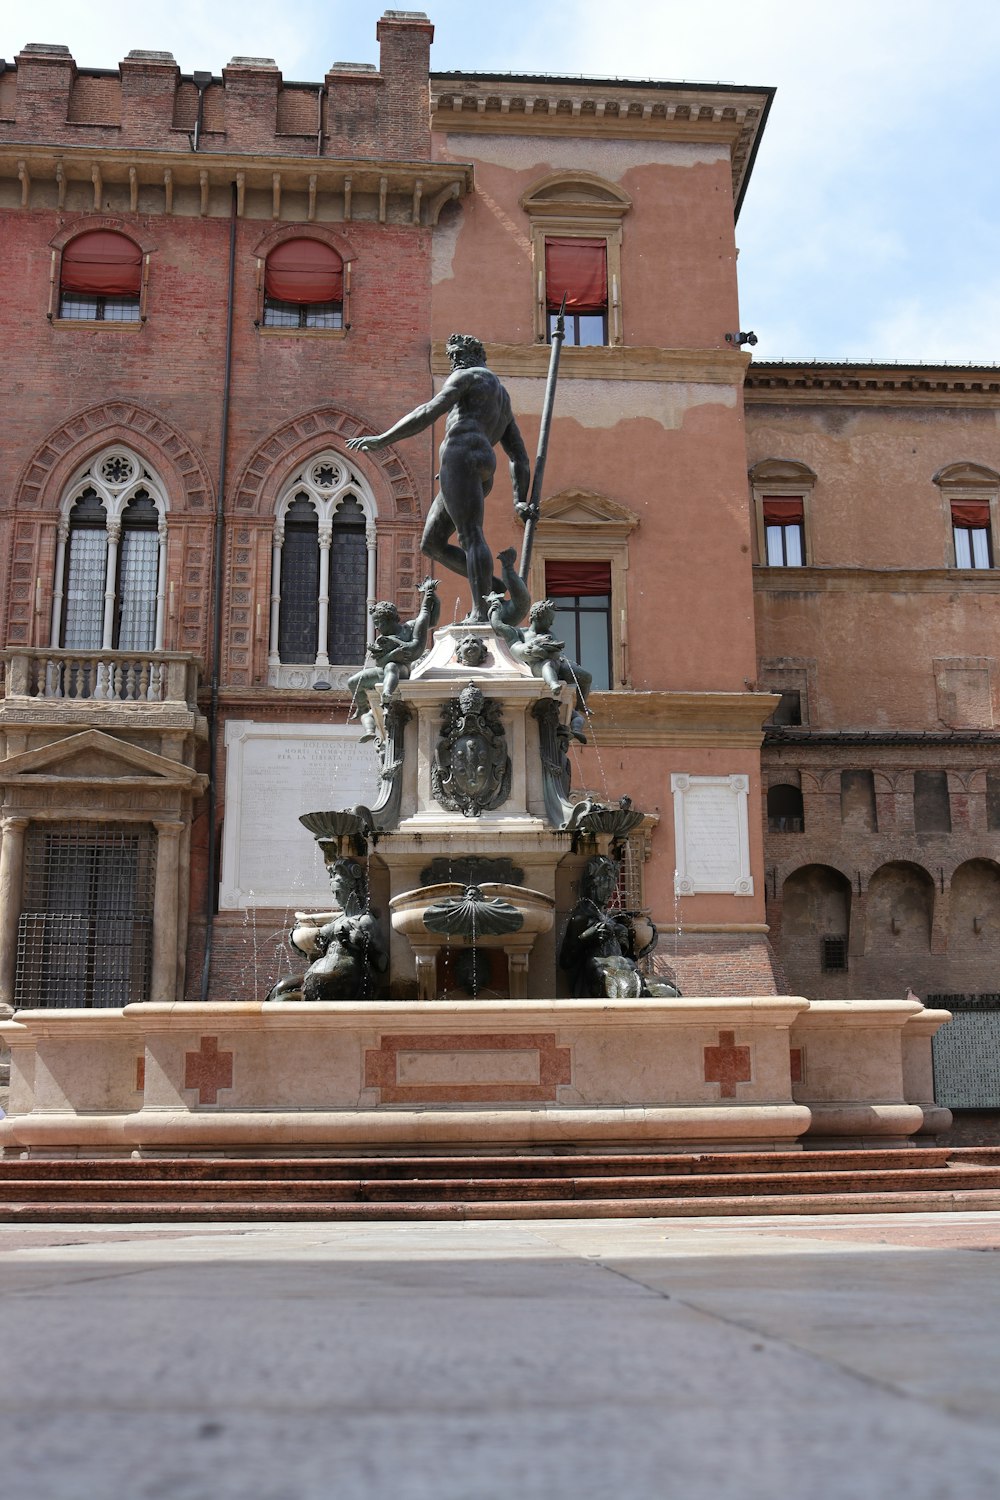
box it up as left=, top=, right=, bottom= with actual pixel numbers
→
left=365, top=523, right=377, bottom=645
left=49, top=517, right=69, bottom=649
left=150, top=820, right=184, bottom=1004
left=316, top=522, right=332, bottom=667
left=102, top=518, right=121, bottom=650
left=0, top=817, right=29, bottom=1007
left=268, top=521, right=283, bottom=668
left=154, top=516, right=168, bottom=651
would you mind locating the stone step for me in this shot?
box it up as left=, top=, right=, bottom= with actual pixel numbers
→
left=2, top=1148, right=994, bottom=1222
left=4, top=1188, right=1000, bottom=1224
left=3, top=1166, right=999, bottom=1206
left=0, top=1147, right=957, bottom=1181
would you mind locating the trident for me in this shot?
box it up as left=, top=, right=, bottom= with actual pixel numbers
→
left=518, top=293, right=567, bottom=579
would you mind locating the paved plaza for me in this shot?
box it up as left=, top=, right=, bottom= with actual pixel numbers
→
left=3, top=1211, right=1000, bottom=1498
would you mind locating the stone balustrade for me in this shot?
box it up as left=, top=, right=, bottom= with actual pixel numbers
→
left=2, top=649, right=200, bottom=708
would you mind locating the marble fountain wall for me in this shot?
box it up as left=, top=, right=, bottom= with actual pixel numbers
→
left=0, top=623, right=952, bottom=1155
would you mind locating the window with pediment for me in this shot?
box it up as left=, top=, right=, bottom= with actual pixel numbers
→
left=521, top=174, right=631, bottom=347
left=52, top=449, right=168, bottom=654
left=749, top=459, right=817, bottom=567
left=268, top=454, right=377, bottom=688
left=933, top=463, right=999, bottom=570
left=528, top=489, right=637, bottom=689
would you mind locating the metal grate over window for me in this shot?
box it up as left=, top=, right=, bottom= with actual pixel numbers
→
left=278, top=494, right=320, bottom=661
left=116, top=490, right=160, bottom=651
left=328, top=497, right=367, bottom=664
left=821, top=935, right=848, bottom=972
left=15, top=822, right=156, bottom=1008
left=62, top=488, right=108, bottom=649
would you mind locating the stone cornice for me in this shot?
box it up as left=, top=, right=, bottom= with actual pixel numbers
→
left=745, top=363, right=1000, bottom=408
left=430, top=75, right=773, bottom=216
left=755, top=565, right=1000, bottom=594
left=431, top=342, right=750, bottom=384
left=0, top=144, right=473, bottom=224
left=763, top=729, right=1000, bottom=748
left=585, top=690, right=778, bottom=747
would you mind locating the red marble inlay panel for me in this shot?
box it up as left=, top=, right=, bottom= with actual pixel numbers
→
left=790, top=1047, right=803, bottom=1085
left=184, top=1036, right=234, bottom=1105
left=704, top=1030, right=752, bottom=1098
left=135, top=1056, right=145, bottom=1092
left=364, top=1032, right=572, bottom=1104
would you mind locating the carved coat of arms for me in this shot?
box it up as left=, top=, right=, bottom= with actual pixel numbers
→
left=431, top=683, right=512, bottom=816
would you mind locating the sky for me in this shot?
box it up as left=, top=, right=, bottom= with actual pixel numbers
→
left=4, top=0, right=1000, bottom=365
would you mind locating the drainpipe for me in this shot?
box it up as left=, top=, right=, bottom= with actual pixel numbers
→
left=316, top=86, right=324, bottom=157
left=191, top=71, right=212, bottom=152
left=200, top=182, right=238, bottom=1001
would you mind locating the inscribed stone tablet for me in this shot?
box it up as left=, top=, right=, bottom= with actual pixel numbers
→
left=220, top=721, right=381, bottom=908
left=671, top=773, right=753, bottom=896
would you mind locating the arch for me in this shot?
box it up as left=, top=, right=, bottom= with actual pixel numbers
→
left=251, top=222, right=356, bottom=265
left=14, top=403, right=213, bottom=516
left=59, top=447, right=171, bottom=521
left=268, top=451, right=378, bottom=678
left=867, top=861, right=935, bottom=954
left=949, top=858, right=1000, bottom=948
left=231, top=407, right=418, bottom=520
left=781, top=864, right=852, bottom=937
left=8, top=407, right=213, bottom=660
left=49, top=217, right=157, bottom=256
left=52, top=447, right=170, bottom=653
left=780, top=864, right=852, bottom=976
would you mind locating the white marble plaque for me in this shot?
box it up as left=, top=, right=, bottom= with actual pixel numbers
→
left=220, top=721, right=381, bottom=909
left=671, top=773, right=753, bottom=896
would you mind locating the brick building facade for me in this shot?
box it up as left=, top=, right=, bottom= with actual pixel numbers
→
left=1, top=13, right=996, bottom=1052
left=747, top=363, right=1000, bottom=1030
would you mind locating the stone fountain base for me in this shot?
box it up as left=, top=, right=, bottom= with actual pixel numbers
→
left=0, top=994, right=949, bottom=1156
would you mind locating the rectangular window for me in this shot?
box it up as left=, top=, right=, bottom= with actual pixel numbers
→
left=821, top=935, right=848, bottom=972
left=545, top=560, right=612, bottom=691
left=116, top=529, right=159, bottom=652
left=63, top=527, right=108, bottom=650
left=545, top=238, right=608, bottom=347
left=263, top=298, right=343, bottom=330
left=15, top=823, right=155, bottom=1008
left=763, top=497, right=805, bottom=566
left=952, top=501, right=992, bottom=568
left=767, top=690, right=802, bottom=726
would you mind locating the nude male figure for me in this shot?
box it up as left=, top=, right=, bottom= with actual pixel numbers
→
left=346, top=333, right=532, bottom=623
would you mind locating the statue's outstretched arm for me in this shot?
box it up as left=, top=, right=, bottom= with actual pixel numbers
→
left=347, top=382, right=459, bottom=452
left=406, top=578, right=441, bottom=656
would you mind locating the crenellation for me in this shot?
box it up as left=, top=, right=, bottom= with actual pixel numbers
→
left=1, top=13, right=435, bottom=161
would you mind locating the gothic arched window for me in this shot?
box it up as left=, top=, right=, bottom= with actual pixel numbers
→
left=53, top=449, right=168, bottom=654
left=268, top=454, right=377, bottom=688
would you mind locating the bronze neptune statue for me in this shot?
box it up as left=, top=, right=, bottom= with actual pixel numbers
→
left=347, top=333, right=532, bottom=623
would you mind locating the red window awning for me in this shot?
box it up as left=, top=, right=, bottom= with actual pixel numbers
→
left=545, top=560, right=612, bottom=597
left=265, top=239, right=343, bottom=304
left=951, top=501, right=991, bottom=528
left=544, top=238, right=608, bottom=313
left=762, top=497, right=804, bottom=523
left=60, top=231, right=143, bottom=296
